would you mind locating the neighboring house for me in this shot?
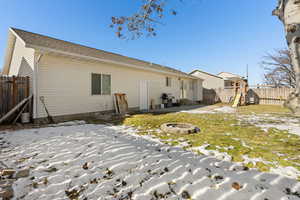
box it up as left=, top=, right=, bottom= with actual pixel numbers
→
left=2, top=28, right=203, bottom=121
left=217, top=72, right=245, bottom=89
left=190, top=70, right=246, bottom=90
left=190, top=69, right=224, bottom=89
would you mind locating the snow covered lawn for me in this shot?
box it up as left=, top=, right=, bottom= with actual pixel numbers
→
left=124, top=106, right=300, bottom=181
left=1, top=123, right=300, bottom=200
left=239, top=114, right=300, bottom=137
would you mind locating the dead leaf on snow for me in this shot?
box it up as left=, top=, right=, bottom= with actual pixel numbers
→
left=232, top=182, right=242, bottom=190
left=82, top=162, right=88, bottom=170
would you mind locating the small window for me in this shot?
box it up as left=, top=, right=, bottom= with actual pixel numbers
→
left=102, top=74, right=111, bottom=95
left=166, top=77, right=172, bottom=87
left=91, top=73, right=101, bottom=95
left=91, top=73, right=111, bottom=95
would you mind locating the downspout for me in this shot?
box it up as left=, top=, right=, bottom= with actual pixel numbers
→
left=33, top=53, right=43, bottom=120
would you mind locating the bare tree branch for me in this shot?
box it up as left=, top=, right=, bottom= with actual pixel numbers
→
left=110, top=0, right=179, bottom=39
left=261, top=49, right=295, bottom=88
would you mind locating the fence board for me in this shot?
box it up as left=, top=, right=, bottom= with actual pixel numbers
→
left=0, top=76, right=31, bottom=119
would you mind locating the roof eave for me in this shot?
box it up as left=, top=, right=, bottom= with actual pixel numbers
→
left=218, top=72, right=243, bottom=79
left=190, top=69, right=223, bottom=79
left=29, top=44, right=197, bottom=79
left=9, top=28, right=26, bottom=46
left=2, top=30, right=18, bottom=75
left=189, top=74, right=204, bottom=81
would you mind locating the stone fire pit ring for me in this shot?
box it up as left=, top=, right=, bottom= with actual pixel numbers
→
left=160, top=123, right=200, bottom=134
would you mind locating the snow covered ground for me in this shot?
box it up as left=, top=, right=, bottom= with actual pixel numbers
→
left=181, top=106, right=300, bottom=138
left=240, top=114, right=300, bottom=137
left=0, top=124, right=300, bottom=200
left=181, top=106, right=236, bottom=114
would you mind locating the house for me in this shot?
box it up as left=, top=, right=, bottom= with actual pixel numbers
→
left=217, top=72, right=246, bottom=89
left=1, top=28, right=203, bottom=122
left=190, top=69, right=246, bottom=90
left=190, top=69, right=224, bottom=89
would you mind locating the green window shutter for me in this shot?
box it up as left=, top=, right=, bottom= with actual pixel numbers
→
left=102, top=74, right=111, bottom=95
left=91, top=73, right=101, bottom=95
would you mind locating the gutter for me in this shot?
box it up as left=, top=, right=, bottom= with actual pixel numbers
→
left=28, top=44, right=197, bottom=80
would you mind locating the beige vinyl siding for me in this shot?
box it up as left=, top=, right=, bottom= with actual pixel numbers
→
left=191, top=71, right=224, bottom=89
left=36, top=54, right=197, bottom=118
left=8, top=37, right=35, bottom=92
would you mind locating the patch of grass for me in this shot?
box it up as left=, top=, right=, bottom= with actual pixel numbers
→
left=123, top=112, right=300, bottom=177
left=237, top=105, right=290, bottom=115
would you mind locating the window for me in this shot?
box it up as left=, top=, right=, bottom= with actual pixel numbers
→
left=166, top=77, right=172, bottom=87
left=224, top=80, right=233, bottom=88
left=91, top=73, right=111, bottom=95
left=92, top=73, right=102, bottom=95
left=102, top=74, right=111, bottom=95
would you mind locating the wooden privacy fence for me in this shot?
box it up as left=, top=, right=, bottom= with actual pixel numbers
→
left=203, top=87, right=294, bottom=105
left=249, top=87, right=294, bottom=105
left=203, top=88, right=236, bottom=104
left=202, top=89, right=218, bottom=105
left=0, top=76, right=30, bottom=119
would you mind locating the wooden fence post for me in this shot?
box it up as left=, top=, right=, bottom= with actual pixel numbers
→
left=26, top=77, right=29, bottom=98
left=12, top=76, right=17, bottom=108
left=26, top=76, right=31, bottom=113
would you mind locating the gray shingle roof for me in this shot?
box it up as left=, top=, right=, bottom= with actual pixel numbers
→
left=12, top=28, right=195, bottom=78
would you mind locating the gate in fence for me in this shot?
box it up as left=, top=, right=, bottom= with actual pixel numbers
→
left=0, top=76, right=30, bottom=119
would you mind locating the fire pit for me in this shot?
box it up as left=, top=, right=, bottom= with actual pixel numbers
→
left=160, top=123, right=200, bottom=134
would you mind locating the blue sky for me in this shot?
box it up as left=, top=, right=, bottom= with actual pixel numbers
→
left=0, top=0, right=286, bottom=84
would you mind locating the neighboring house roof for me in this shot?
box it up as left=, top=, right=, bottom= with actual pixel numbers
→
left=217, top=72, right=244, bottom=79
left=3, top=27, right=196, bottom=79
left=190, top=69, right=223, bottom=79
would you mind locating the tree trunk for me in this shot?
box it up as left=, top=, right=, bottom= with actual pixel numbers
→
left=273, top=0, right=300, bottom=114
